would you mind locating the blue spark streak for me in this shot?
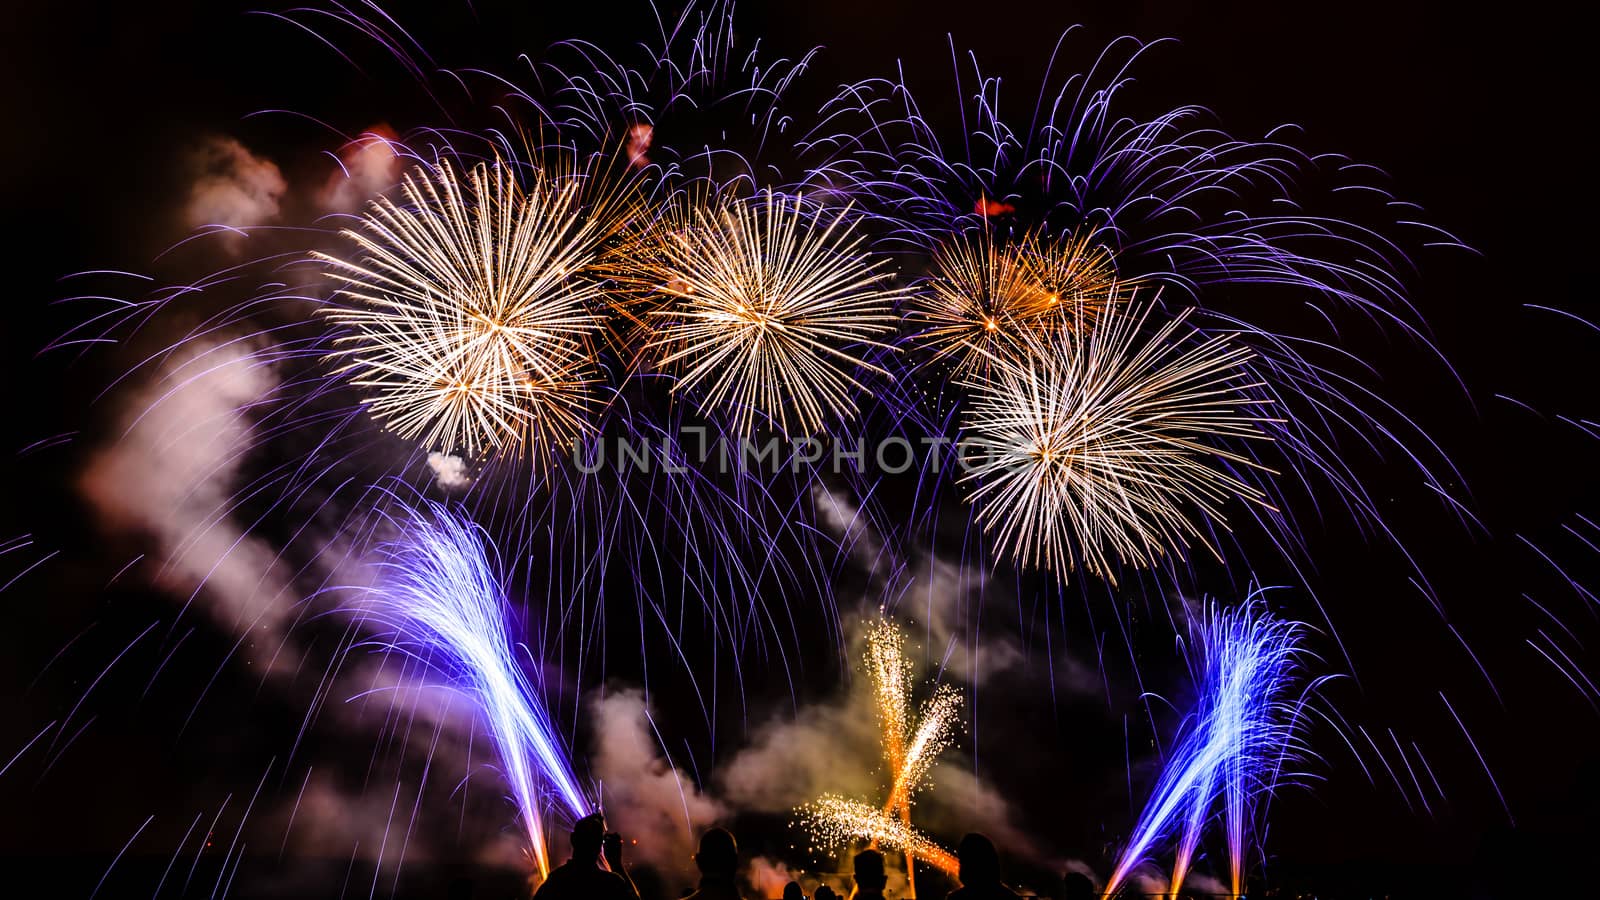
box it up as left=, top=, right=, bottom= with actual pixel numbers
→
left=1107, top=595, right=1315, bottom=898
left=363, top=500, right=589, bottom=875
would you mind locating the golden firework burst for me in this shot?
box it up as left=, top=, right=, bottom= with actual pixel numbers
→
left=959, top=296, right=1278, bottom=582
left=319, top=157, right=631, bottom=458
left=795, top=795, right=959, bottom=877
left=633, top=190, right=905, bottom=435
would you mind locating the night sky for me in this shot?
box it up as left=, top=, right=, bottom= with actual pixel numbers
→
left=1, top=3, right=1594, bottom=899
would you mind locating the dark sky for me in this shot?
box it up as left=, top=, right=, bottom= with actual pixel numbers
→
left=1, top=3, right=1594, bottom=899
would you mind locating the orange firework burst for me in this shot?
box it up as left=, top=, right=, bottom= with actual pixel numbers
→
left=910, top=227, right=1119, bottom=373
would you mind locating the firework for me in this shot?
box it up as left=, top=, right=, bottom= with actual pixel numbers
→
left=1105, top=598, right=1313, bottom=898
left=362, top=500, right=590, bottom=876
left=537, top=0, right=823, bottom=192
left=867, top=620, right=961, bottom=815
left=796, top=795, right=959, bottom=877
left=636, top=190, right=904, bottom=435
left=959, top=297, right=1277, bottom=582
left=319, top=157, right=630, bottom=458
left=884, top=684, right=962, bottom=815
left=866, top=618, right=915, bottom=780
left=910, top=227, right=1118, bottom=373
left=855, top=619, right=963, bottom=894
left=815, top=31, right=1469, bottom=598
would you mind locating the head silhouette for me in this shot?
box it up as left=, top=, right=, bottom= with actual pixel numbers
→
left=957, top=833, right=1001, bottom=886
left=852, top=849, right=887, bottom=892
left=1061, top=871, right=1095, bottom=900
left=694, top=827, right=738, bottom=878
left=570, top=812, right=606, bottom=861
left=782, top=882, right=805, bottom=900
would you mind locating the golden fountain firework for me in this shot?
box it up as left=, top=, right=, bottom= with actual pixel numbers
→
left=800, top=619, right=963, bottom=892
left=796, top=795, right=959, bottom=878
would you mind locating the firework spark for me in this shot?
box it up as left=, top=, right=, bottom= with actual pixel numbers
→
left=959, top=297, right=1277, bottom=582
left=796, top=795, right=959, bottom=878
left=319, top=157, right=629, bottom=458
left=910, top=227, right=1118, bottom=373
left=362, top=500, right=590, bottom=877
left=1105, top=598, right=1315, bottom=898
left=884, top=684, right=962, bottom=816
left=865, top=618, right=914, bottom=781
left=867, top=621, right=961, bottom=815
left=637, top=190, right=904, bottom=435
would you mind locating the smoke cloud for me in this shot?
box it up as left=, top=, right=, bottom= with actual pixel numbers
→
left=78, top=340, right=298, bottom=664
left=182, top=137, right=287, bottom=244
left=318, top=126, right=403, bottom=214
left=592, top=689, right=726, bottom=878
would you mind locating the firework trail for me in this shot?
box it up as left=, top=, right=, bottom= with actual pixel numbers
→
left=319, top=155, right=636, bottom=458
left=1105, top=597, right=1315, bottom=898
left=959, top=298, right=1277, bottom=582
left=634, top=190, right=904, bottom=436
left=534, top=0, right=825, bottom=196
left=360, top=500, right=590, bottom=877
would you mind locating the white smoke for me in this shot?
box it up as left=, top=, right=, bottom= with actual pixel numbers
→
left=183, top=137, right=287, bottom=244
left=78, top=340, right=298, bottom=668
left=592, top=689, right=726, bottom=877
left=427, top=452, right=473, bottom=490
left=318, top=127, right=403, bottom=213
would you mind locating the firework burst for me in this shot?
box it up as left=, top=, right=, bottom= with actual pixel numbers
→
left=959, top=297, right=1277, bottom=582
left=319, top=156, right=632, bottom=458
left=636, top=190, right=904, bottom=435
left=911, top=227, right=1118, bottom=373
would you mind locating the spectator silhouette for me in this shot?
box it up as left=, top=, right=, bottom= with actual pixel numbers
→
left=945, top=833, right=1020, bottom=900
left=783, top=882, right=807, bottom=900
left=1061, top=871, right=1095, bottom=900
left=815, top=885, right=840, bottom=900
left=851, top=849, right=888, bottom=900
left=684, top=827, right=741, bottom=900
left=531, top=812, right=640, bottom=900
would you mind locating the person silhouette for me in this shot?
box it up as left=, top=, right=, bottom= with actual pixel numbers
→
left=531, top=812, right=640, bottom=900
left=684, top=828, right=741, bottom=900
left=783, top=881, right=807, bottom=900
left=815, top=884, right=841, bottom=900
left=851, top=849, right=888, bottom=900
left=945, top=833, right=1021, bottom=900
left=1061, top=871, right=1095, bottom=900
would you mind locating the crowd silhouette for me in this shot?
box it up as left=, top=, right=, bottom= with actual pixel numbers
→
left=524, top=813, right=1126, bottom=900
